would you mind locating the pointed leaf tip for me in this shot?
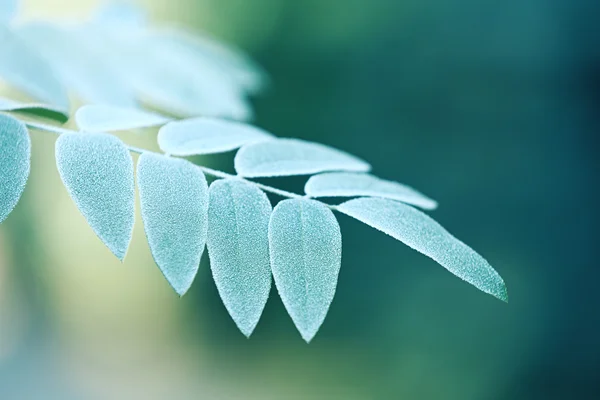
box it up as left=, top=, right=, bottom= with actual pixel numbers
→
left=137, top=153, right=209, bottom=296
left=0, top=115, right=30, bottom=224
left=207, top=179, right=272, bottom=337
left=269, top=198, right=342, bottom=342
left=55, top=133, right=135, bottom=260
left=338, top=197, right=507, bottom=301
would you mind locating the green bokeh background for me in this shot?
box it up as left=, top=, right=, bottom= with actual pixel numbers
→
left=0, top=0, right=598, bottom=399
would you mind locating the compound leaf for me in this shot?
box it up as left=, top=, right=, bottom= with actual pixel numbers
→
left=0, top=96, right=69, bottom=123
left=235, top=138, right=371, bottom=178
left=269, top=198, right=342, bottom=342
left=207, top=178, right=272, bottom=336
left=0, top=25, right=69, bottom=111
left=305, top=172, right=438, bottom=210
left=0, top=114, right=30, bottom=223
left=158, top=117, right=273, bottom=156
left=55, top=133, right=135, bottom=260
left=137, top=153, right=208, bottom=296
left=337, top=197, right=507, bottom=301
left=75, top=105, right=170, bottom=133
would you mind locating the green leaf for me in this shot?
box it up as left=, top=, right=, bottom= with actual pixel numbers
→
left=269, top=198, right=342, bottom=342
left=55, top=133, right=135, bottom=260
left=0, top=96, right=69, bottom=123
left=137, top=153, right=208, bottom=296
left=17, top=22, right=137, bottom=107
left=158, top=117, right=273, bottom=156
left=0, top=114, right=30, bottom=223
left=305, top=172, right=438, bottom=210
left=0, top=0, right=17, bottom=23
left=0, top=25, right=69, bottom=111
left=235, top=138, right=371, bottom=178
left=75, top=105, right=170, bottom=133
left=207, top=179, right=272, bottom=336
left=337, top=198, right=508, bottom=301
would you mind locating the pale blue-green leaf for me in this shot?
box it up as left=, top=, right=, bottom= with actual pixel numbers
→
left=305, top=172, right=438, bottom=210
left=0, top=0, right=17, bottom=23
left=337, top=198, right=508, bottom=301
left=0, top=25, right=69, bottom=111
left=235, top=138, right=371, bottom=178
left=16, top=22, right=137, bottom=107
left=158, top=117, right=273, bottom=156
left=154, top=27, right=268, bottom=94
left=75, top=105, right=171, bottom=133
left=55, top=133, right=135, bottom=260
left=0, top=96, right=69, bottom=123
left=269, top=198, right=342, bottom=342
left=137, top=153, right=208, bottom=296
left=0, top=114, right=30, bottom=223
left=207, top=179, right=272, bottom=336
left=90, top=27, right=252, bottom=120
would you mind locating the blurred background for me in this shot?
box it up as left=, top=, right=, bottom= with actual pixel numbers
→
left=1, top=0, right=599, bottom=399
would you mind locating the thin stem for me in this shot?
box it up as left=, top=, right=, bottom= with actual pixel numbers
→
left=24, top=120, right=325, bottom=205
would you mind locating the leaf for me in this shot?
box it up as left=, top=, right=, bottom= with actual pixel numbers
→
left=137, top=153, right=208, bottom=295
left=305, top=172, right=438, bottom=210
left=269, top=198, right=342, bottom=342
left=16, top=22, right=137, bottom=107
left=235, top=138, right=371, bottom=178
left=55, top=132, right=135, bottom=260
left=154, top=27, right=268, bottom=94
left=85, top=26, right=253, bottom=120
left=207, top=179, right=272, bottom=336
left=158, top=117, right=273, bottom=156
left=337, top=198, right=507, bottom=301
left=0, top=0, right=17, bottom=23
left=75, top=105, right=171, bottom=133
left=0, top=96, right=69, bottom=123
left=0, top=25, right=69, bottom=111
left=0, top=114, right=30, bottom=223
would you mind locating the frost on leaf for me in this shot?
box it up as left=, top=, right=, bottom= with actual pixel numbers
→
left=235, top=138, right=371, bottom=178
left=338, top=197, right=508, bottom=302
left=75, top=105, right=170, bottom=133
left=0, top=114, right=30, bottom=224
left=305, top=172, right=438, bottom=210
left=158, top=117, right=273, bottom=156
left=55, top=133, right=135, bottom=260
left=269, top=198, right=342, bottom=342
left=207, top=178, right=272, bottom=336
left=137, top=153, right=208, bottom=296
